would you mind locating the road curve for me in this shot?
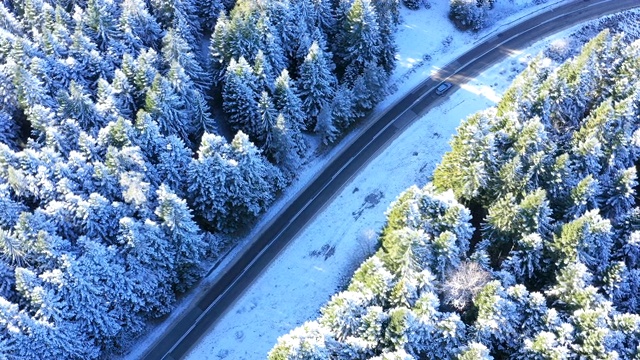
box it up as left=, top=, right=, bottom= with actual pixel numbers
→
left=140, top=1, right=640, bottom=358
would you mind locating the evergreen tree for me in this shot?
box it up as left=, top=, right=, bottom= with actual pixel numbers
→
left=222, top=57, right=261, bottom=139
left=297, top=41, right=336, bottom=130
left=156, top=135, right=193, bottom=198
left=161, top=27, right=208, bottom=90
left=336, top=0, right=382, bottom=80
left=268, top=321, right=335, bottom=359
left=119, top=0, right=163, bottom=51
left=84, top=0, right=119, bottom=52
left=155, top=184, right=205, bottom=289
left=227, top=132, right=284, bottom=228
left=273, top=69, right=307, bottom=153
left=196, top=0, right=224, bottom=31
left=187, top=132, right=233, bottom=230
left=257, top=90, right=277, bottom=147
left=144, top=73, right=189, bottom=141
left=268, top=114, right=303, bottom=176
left=450, top=0, right=489, bottom=31
left=314, top=104, right=339, bottom=145
left=166, top=60, right=215, bottom=139
left=331, top=85, right=358, bottom=131
left=208, top=11, right=230, bottom=85
left=57, top=81, right=102, bottom=132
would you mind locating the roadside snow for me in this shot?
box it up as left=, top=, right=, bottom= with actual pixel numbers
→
left=180, top=1, right=589, bottom=359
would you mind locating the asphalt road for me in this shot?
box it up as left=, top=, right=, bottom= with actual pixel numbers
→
left=140, top=1, right=640, bottom=358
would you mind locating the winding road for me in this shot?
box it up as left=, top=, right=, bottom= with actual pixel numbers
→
left=140, top=1, right=640, bottom=358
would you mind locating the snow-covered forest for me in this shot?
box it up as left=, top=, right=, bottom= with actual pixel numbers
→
left=270, top=30, right=640, bottom=359
left=0, top=0, right=406, bottom=357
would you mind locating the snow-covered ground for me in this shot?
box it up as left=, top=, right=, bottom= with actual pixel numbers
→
left=123, top=1, right=640, bottom=359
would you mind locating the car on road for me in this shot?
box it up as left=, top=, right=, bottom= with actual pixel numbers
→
left=435, top=82, right=452, bottom=95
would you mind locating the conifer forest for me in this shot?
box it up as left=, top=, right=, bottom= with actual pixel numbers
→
left=0, top=0, right=639, bottom=358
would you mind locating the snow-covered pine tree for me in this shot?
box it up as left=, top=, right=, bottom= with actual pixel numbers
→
left=196, top=0, right=224, bottom=31
left=273, top=69, right=306, bottom=152
left=144, top=73, right=189, bottom=141
left=335, top=0, right=382, bottom=80
left=449, top=0, right=489, bottom=31
left=84, top=0, right=119, bottom=52
left=156, top=134, right=192, bottom=197
left=257, top=90, right=277, bottom=148
left=208, top=11, right=230, bottom=86
left=187, top=132, right=234, bottom=230
left=222, top=57, right=262, bottom=140
left=227, top=131, right=284, bottom=228
left=297, top=41, right=336, bottom=130
left=155, top=184, right=205, bottom=289
left=119, top=0, right=163, bottom=51
left=166, top=60, right=214, bottom=140
left=161, top=27, right=208, bottom=90
left=265, top=114, right=301, bottom=177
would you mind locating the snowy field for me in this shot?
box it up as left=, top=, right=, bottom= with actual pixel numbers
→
left=122, top=1, right=635, bottom=359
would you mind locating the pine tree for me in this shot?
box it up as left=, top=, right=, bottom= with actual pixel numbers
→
left=0, top=111, right=19, bottom=149
left=456, top=342, right=493, bottom=360
left=352, top=62, right=388, bottom=114
left=117, top=217, right=177, bottom=317
left=256, top=16, right=287, bottom=85
left=119, top=0, right=163, bottom=50
left=166, top=60, right=214, bottom=139
left=257, top=90, right=277, bottom=147
left=268, top=113, right=303, bottom=176
left=57, top=81, right=102, bottom=132
left=79, top=192, right=128, bottom=244
left=150, top=0, right=201, bottom=43
left=268, top=321, right=335, bottom=360
left=187, top=132, right=234, bottom=230
left=473, top=281, right=523, bottom=354
left=314, top=104, right=339, bottom=145
left=331, top=85, right=358, bottom=131
left=84, top=0, right=119, bottom=52
left=336, top=0, right=382, bottom=80
left=433, top=110, right=497, bottom=203
left=222, top=57, right=261, bottom=139
left=161, top=27, right=208, bottom=90
left=156, top=135, right=193, bottom=198
left=370, top=0, right=399, bottom=75
left=319, top=291, right=370, bottom=341
left=450, top=0, right=489, bottom=31
left=155, top=184, right=205, bottom=289
left=224, top=0, right=262, bottom=63
left=602, top=167, right=637, bottom=221
left=144, top=74, right=189, bottom=141
left=298, top=41, right=336, bottom=130
left=550, top=210, right=613, bottom=275
left=196, top=0, right=224, bottom=31
left=208, top=12, right=230, bottom=85
left=273, top=69, right=307, bottom=153
left=227, top=131, right=284, bottom=228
